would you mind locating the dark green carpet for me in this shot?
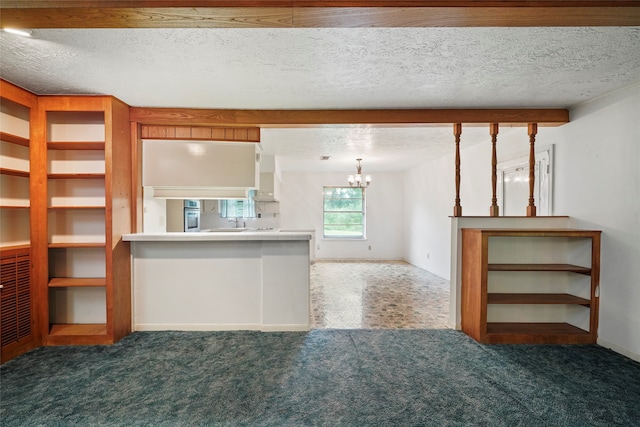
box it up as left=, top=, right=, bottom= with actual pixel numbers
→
left=1, top=330, right=639, bottom=426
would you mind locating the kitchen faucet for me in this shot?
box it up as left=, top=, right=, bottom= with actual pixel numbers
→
left=228, top=218, right=239, bottom=228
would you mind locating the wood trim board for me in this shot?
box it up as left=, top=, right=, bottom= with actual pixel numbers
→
left=2, top=2, right=639, bottom=28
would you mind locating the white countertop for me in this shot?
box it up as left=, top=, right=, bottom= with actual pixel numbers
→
left=123, top=230, right=312, bottom=242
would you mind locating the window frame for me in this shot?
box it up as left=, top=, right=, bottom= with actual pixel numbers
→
left=322, top=186, right=366, bottom=240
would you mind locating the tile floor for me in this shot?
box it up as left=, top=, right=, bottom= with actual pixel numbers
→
left=310, top=260, right=450, bottom=329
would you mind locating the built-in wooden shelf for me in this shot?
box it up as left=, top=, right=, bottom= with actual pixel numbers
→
left=48, top=205, right=105, bottom=210
left=0, top=244, right=30, bottom=254
left=487, top=293, right=591, bottom=306
left=48, top=242, right=106, bottom=249
left=48, top=277, right=106, bottom=288
left=0, top=83, right=37, bottom=363
left=0, top=167, right=29, bottom=178
left=0, top=131, right=29, bottom=147
left=486, top=323, right=592, bottom=344
left=47, top=173, right=105, bottom=179
left=479, top=228, right=599, bottom=237
left=461, top=228, right=601, bottom=344
left=0, top=205, right=30, bottom=209
left=49, top=324, right=107, bottom=336
left=489, top=263, right=591, bottom=275
left=47, top=141, right=104, bottom=150
left=33, top=95, right=132, bottom=349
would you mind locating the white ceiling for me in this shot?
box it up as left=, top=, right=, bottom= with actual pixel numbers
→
left=1, top=27, right=639, bottom=172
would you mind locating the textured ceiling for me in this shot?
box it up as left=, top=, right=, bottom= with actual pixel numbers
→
left=1, top=27, right=639, bottom=171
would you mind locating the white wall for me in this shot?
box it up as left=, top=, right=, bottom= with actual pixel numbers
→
left=403, top=155, right=456, bottom=278
left=555, top=84, right=640, bottom=360
left=142, top=187, right=167, bottom=233
left=404, top=83, right=640, bottom=361
left=280, top=171, right=404, bottom=260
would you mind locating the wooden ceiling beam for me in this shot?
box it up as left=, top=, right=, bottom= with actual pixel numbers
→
left=129, top=107, right=569, bottom=127
left=2, top=1, right=639, bottom=28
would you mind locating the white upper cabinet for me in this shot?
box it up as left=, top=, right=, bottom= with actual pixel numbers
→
left=142, top=140, right=260, bottom=198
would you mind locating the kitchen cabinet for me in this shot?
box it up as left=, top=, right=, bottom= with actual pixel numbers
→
left=142, top=140, right=260, bottom=198
left=33, top=96, right=132, bottom=346
left=461, top=228, right=601, bottom=344
left=254, top=172, right=280, bottom=202
left=124, top=231, right=312, bottom=332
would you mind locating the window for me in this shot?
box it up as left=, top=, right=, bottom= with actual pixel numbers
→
left=323, top=186, right=365, bottom=239
left=219, top=190, right=257, bottom=218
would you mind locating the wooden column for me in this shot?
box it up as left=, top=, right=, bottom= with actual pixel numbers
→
left=131, top=121, right=142, bottom=233
left=453, top=123, right=462, bottom=217
left=489, top=123, right=499, bottom=217
left=527, top=123, right=538, bottom=216
left=31, top=96, right=49, bottom=345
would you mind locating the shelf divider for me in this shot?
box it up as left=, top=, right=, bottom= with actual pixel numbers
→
left=48, top=324, right=107, bottom=336
left=488, top=293, right=591, bottom=306
left=0, top=131, right=30, bottom=147
left=48, top=205, right=106, bottom=210
left=0, top=167, right=30, bottom=178
left=47, top=173, right=105, bottom=179
left=488, top=263, right=591, bottom=274
left=48, top=277, right=106, bottom=287
left=485, top=322, right=592, bottom=344
left=47, top=141, right=105, bottom=150
left=48, top=242, right=106, bottom=249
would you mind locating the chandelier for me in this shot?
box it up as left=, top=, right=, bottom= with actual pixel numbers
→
left=347, top=158, right=372, bottom=188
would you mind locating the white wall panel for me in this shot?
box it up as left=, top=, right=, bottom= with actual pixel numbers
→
left=555, top=84, right=640, bottom=360
left=279, top=171, right=404, bottom=261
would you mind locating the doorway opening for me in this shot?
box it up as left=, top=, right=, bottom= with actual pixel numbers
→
left=309, top=261, right=450, bottom=329
left=497, top=145, right=554, bottom=216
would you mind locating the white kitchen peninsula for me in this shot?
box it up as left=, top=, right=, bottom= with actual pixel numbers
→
left=122, top=231, right=311, bottom=332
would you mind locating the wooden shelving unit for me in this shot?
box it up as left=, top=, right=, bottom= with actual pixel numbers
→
left=33, top=95, right=132, bottom=346
left=461, top=228, right=601, bottom=344
left=0, top=81, right=39, bottom=363
left=1, top=82, right=133, bottom=360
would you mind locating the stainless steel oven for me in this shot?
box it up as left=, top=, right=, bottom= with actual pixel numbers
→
left=183, top=200, right=201, bottom=232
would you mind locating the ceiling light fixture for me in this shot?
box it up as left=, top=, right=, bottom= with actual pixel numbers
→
left=347, top=158, right=371, bottom=188
left=3, top=28, right=33, bottom=37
